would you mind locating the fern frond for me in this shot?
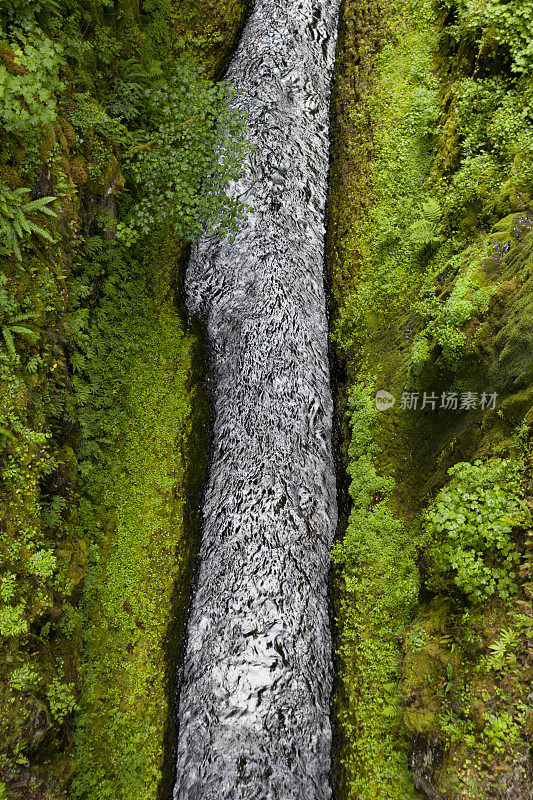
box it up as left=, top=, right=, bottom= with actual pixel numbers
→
left=12, top=217, right=23, bottom=238
left=26, top=355, right=41, bottom=373
left=10, top=313, right=36, bottom=324
left=27, top=221, right=55, bottom=242
left=0, top=183, right=56, bottom=259
left=10, top=325, right=39, bottom=343
left=25, top=196, right=57, bottom=216
left=0, top=425, right=17, bottom=442
left=11, top=233, right=21, bottom=261
left=409, top=218, right=435, bottom=246
left=422, top=199, right=441, bottom=223
left=2, top=327, right=17, bottom=358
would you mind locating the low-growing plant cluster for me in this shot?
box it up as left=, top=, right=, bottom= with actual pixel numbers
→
left=421, top=458, right=530, bottom=603
left=331, top=378, right=419, bottom=799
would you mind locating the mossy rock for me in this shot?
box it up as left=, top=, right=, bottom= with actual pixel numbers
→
left=401, top=599, right=460, bottom=735
left=86, top=154, right=123, bottom=196
left=69, top=155, right=88, bottom=186
left=0, top=45, right=27, bottom=75
left=59, top=117, right=77, bottom=149
left=486, top=212, right=533, bottom=258
left=19, top=698, right=53, bottom=753
left=58, top=538, right=88, bottom=601
left=477, top=227, right=533, bottom=398
left=496, top=152, right=533, bottom=213
left=0, top=165, right=23, bottom=189
left=38, top=130, right=57, bottom=164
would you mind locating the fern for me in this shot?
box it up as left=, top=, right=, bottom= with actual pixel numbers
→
left=107, top=58, right=150, bottom=121
left=42, top=495, right=68, bottom=528
left=26, top=354, right=41, bottom=373
left=409, top=198, right=442, bottom=247
left=0, top=184, right=57, bottom=260
left=409, top=218, right=436, bottom=246
left=421, top=198, right=441, bottom=224
left=1, top=312, right=39, bottom=359
left=486, top=627, right=519, bottom=671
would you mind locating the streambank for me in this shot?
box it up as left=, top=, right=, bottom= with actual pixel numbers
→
left=327, top=1, right=533, bottom=798
left=0, top=2, right=251, bottom=799
left=69, top=5, right=251, bottom=799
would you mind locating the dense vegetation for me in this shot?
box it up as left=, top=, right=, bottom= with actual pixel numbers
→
left=328, top=0, right=533, bottom=797
left=1, top=0, right=532, bottom=799
left=0, top=1, right=249, bottom=798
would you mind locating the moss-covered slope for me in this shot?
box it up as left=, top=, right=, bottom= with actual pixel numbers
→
left=0, top=1, right=249, bottom=798
left=328, top=1, right=533, bottom=798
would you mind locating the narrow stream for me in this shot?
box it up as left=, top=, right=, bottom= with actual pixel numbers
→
left=173, top=1, right=340, bottom=797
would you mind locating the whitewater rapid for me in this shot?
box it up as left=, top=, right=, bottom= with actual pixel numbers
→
left=173, top=1, right=340, bottom=797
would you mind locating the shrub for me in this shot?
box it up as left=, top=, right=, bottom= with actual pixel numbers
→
left=0, top=26, right=64, bottom=135
left=423, top=459, right=530, bottom=603
left=125, top=58, right=250, bottom=241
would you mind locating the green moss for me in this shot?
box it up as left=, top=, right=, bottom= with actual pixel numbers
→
left=328, top=0, right=533, bottom=797
left=331, top=379, right=418, bottom=800
left=0, top=0, right=249, bottom=796
left=64, top=0, right=250, bottom=792
left=401, top=599, right=457, bottom=735
left=170, top=0, right=251, bottom=79
left=401, top=594, right=533, bottom=799
left=477, top=229, right=533, bottom=400
left=71, top=277, right=208, bottom=800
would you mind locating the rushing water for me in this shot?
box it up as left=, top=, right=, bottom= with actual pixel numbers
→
left=173, top=1, right=340, bottom=797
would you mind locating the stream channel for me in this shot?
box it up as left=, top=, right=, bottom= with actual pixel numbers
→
left=173, top=1, right=341, bottom=796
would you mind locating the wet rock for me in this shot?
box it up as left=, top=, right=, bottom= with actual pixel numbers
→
left=410, top=735, right=446, bottom=800
left=495, top=750, right=533, bottom=800
left=20, top=698, right=53, bottom=753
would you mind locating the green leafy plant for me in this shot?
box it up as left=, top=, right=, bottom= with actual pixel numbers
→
left=9, top=663, right=39, bottom=692
left=485, top=613, right=533, bottom=671
left=125, top=58, right=250, bottom=241
left=28, top=549, right=57, bottom=579
left=0, top=603, right=28, bottom=638
left=486, top=627, right=520, bottom=671
left=0, top=184, right=56, bottom=260
left=0, top=573, right=16, bottom=603
left=67, top=92, right=127, bottom=147
left=409, top=199, right=442, bottom=247
left=483, top=712, right=520, bottom=756
left=0, top=0, right=253, bottom=796
left=423, top=459, right=529, bottom=603
left=46, top=676, right=76, bottom=722
left=408, top=624, right=429, bottom=652
left=410, top=334, right=431, bottom=375
left=41, top=495, right=67, bottom=528
left=1, top=311, right=38, bottom=360
left=411, top=249, right=496, bottom=370
left=473, top=0, right=533, bottom=74
left=331, top=379, right=419, bottom=798
left=106, top=58, right=150, bottom=122
left=444, top=663, right=455, bottom=693
left=0, top=27, right=64, bottom=135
